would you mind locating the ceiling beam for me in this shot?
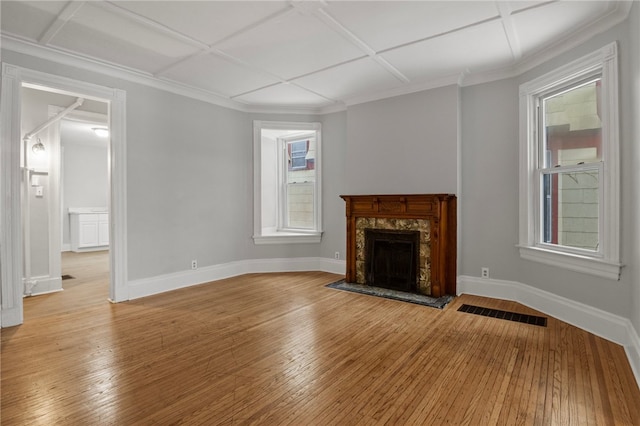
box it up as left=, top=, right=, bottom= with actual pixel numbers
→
left=38, top=1, right=86, bottom=45
left=496, top=1, right=523, bottom=61
left=97, top=1, right=209, bottom=50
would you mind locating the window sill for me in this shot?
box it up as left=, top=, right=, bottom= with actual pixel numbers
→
left=518, top=245, right=622, bottom=280
left=253, top=231, right=322, bottom=245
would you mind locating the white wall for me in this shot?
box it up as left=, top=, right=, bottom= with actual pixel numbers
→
left=460, top=18, right=636, bottom=319
left=345, top=85, right=459, bottom=195
left=125, top=85, right=252, bottom=279
left=318, top=112, right=348, bottom=260
left=61, top=121, right=109, bottom=247
left=21, top=87, right=51, bottom=277
left=460, top=78, right=520, bottom=287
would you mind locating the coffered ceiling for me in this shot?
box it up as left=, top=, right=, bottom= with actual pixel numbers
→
left=0, top=1, right=631, bottom=112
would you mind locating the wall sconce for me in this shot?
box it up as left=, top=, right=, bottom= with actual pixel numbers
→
left=32, top=138, right=45, bottom=155
left=92, top=127, right=109, bottom=137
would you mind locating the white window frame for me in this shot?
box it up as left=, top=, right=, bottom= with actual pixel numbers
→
left=253, top=120, right=322, bottom=244
left=518, top=42, right=621, bottom=280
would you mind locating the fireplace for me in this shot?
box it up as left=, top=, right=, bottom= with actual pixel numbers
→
left=365, top=229, right=420, bottom=292
left=340, top=194, right=457, bottom=297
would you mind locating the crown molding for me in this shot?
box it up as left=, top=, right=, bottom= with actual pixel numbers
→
left=243, top=100, right=344, bottom=115
left=514, top=1, right=631, bottom=75
left=460, top=0, right=632, bottom=88
left=1, top=0, right=632, bottom=116
left=341, top=73, right=462, bottom=107
left=1, top=34, right=254, bottom=112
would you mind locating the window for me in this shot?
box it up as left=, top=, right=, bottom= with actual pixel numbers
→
left=253, top=121, right=322, bottom=244
left=289, top=140, right=308, bottom=170
left=518, top=42, right=621, bottom=279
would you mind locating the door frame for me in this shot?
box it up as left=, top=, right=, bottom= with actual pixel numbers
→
left=1, top=63, right=128, bottom=327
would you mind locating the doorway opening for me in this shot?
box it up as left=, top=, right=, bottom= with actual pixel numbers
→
left=1, top=64, right=127, bottom=327
left=21, top=86, right=111, bottom=303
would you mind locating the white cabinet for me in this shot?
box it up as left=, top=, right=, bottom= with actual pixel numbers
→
left=98, top=214, right=109, bottom=246
left=70, top=211, right=109, bottom=252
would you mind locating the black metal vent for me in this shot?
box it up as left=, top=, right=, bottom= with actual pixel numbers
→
left=458, top=304, right=547, bottom=327
left=61, top=274, right=75, bottom=280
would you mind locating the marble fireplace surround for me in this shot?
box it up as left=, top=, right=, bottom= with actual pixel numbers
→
left=357, top=217, right=430, bottom=293
left=340, top=194, right=457, bottom=297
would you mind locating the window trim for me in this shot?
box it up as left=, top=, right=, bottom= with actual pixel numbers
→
left=253, top=120, right=322, bottom=245
left=518, top=42, right=621, bottom=280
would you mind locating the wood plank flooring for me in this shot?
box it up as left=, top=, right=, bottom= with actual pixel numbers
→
left=2, top=251, right=639, bottom=425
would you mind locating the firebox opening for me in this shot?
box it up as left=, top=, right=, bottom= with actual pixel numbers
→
left=365, top=229, right=420, bottom=292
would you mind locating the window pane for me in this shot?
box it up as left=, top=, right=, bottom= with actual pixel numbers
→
left=286, top=137, right=316, bottom=229
left=542, top=79, right=602, bottom=168
left=541, top=170, right=599, bottom=251
left=287, top=183, right=314, bottom=229
left=288, top=140, right=308, bottom=170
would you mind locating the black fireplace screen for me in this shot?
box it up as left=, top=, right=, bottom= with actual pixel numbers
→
left=365, top=228, right=420, bottom=292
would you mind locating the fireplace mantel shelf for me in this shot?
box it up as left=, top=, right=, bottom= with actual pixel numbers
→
left=340, top=194, right=457, bottom=297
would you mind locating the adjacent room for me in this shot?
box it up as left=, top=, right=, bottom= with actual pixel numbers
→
left=1, top=1, right=639, bottom=424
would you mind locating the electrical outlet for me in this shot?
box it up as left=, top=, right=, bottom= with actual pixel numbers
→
left=334, top=251, right=340, bottom=260
left=191, top=259, right=198, bottom=270
left=481, top=267, right=489, bottom=279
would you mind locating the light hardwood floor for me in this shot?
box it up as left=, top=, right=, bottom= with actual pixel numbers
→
left=2, top=251, right=639, bottom=425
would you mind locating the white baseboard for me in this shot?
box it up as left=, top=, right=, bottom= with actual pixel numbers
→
left=0, top=305, right=22, bottom=327
left=128, top=257, right=346, bottom=301
left=458, top=274, right=640, bottom=389
left=625, top=324, right=640, bottom=389
left=68, top=246, right=108, bottom=253
left=61, top=244, right=71, bottom=252
left=26, top=275, right=63, bottom=296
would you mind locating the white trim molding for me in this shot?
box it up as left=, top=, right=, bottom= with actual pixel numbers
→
left=25, top=275, right=63, bottom=296
left=0, top=63, right=128, bottom=327
left=518, top=42, right=621, bottom=280
left=0, top=64, right=25, bottom=327
left=458, top=275, right=640, bottom=388
left=518, top=245, right=622, bottom=281
left=253, top=232, right=323, bottom=245
left=128, top=257, right=345, bottom=300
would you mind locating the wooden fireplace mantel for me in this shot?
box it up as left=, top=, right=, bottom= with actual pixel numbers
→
left=340, top=194, right=457, bottom=297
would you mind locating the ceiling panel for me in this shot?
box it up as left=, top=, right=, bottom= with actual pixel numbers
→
left=294, top=57, right=404, bottom=101
left=115, top=1, right=290, bottom=45
left=0, top=1, right=66, bottom=41
left=233, top=84, right=333, bottom=108
left=163, top=53, right=281, bottom=98
left=50, top=2, right=198, bottom=73
left=51, top=23, right=190, bottom=74
left=216, top=9, right=365, bottom=80
left=382, top=20, right=513, bottom=82
left=325, top=1, right=500, bottom=52
left=512, top=1, right=612, bottom=56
